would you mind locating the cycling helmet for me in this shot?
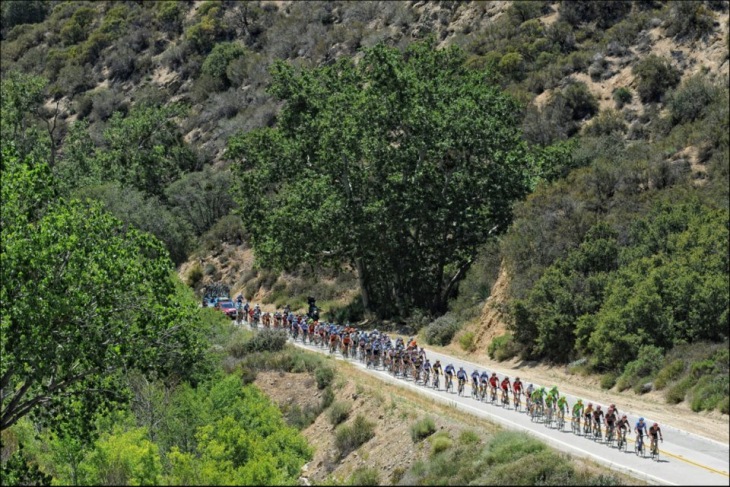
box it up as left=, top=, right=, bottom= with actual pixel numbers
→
left=596, top=405, right=602, bottom=410
left=639, top=417, right=644, bottom=421
left=577, top=399, right=583, bottom=404
left=610, top=403, right=615, bottom=408
left=622, top=415, right=627, bottom=419
left=653, top=423, right=658, bottom=427
left=492, top=372, right=497, bottom=376
left=588, top=402, right=593, bottom=406
left=515, top=377, right=520, bottom=381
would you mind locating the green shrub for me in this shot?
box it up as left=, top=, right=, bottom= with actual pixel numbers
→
left=321, top=386, right=335, bottom=409
left=653, top=359, right=685, bottom=390
left=459, top=331, right=476, bottom=352
left=348, top=466, right=380, bottom=486
left=423, top=314, right=461, bottom=346
left=615, top=345, right=663, bottom=392
left=668, top=74, right=722, bottom=125
left=315, top=366, right=335, bottom=390
left=690, top=376, right=727, bottom=412
left=242, top=329, right=288, bottom=353
left=429, top=434, right=452, bottom=455
left=334, top=415, right=375, bottom=457
left=632, top=55, right=681, bottom=103
left=563, top=81, right=599, bottom=120
left=665, top=0, right=715, bottom=40
left=666, top=376, right=693, bottom=404
left=410, top=417, right=437, bottom=442
left=613, top=87, right=633, bottom=108
left=488, top=333, right=519, bottom=362
left=186, top=262, right=203, bottom=287
left=328, top=401, right=352, bottom=426
left=600, top=372, right=618, bottom=390
left=458, top=430, right=480, bottom=445
left=202, top=42, right=246, bottom=85
left=583, top=109, right=627, bottom=137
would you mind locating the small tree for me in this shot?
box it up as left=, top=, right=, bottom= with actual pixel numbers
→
left=632, top=55, right=681, bottom=103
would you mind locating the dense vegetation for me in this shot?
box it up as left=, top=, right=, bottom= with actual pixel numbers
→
left=1, top=2, right=728, bottom=469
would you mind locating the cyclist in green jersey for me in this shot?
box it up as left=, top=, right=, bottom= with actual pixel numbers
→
left=572, top=399, right=584, bottom=420
left=530, top=387, right=545, bottom=415
left=548, top=386, right=559, bottom=403
left=556, top=395, right=569, bottom=423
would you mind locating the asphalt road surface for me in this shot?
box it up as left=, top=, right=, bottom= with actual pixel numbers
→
left=262, top=327, right=730, bottom=486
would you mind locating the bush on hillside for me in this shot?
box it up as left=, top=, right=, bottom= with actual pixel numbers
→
left=612, top=87, right=633, bottom=108
left=327, top=401, right=352, bottom=426
left=583, top=109, right=627, bottom=137
left=632, top=55, right=681, bottom=103
left=423, top=314, right=461, bottom=346
left=410, top=417, right=437, bottom=442
left=488, top=333, right=519, bottom=362
left=335, top=415, right=375, bottom=457
left=668, top=73, right=722, bottom=125
left=665, top=0, right=715, bottom=40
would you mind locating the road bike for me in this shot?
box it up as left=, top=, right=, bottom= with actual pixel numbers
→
left=606, top=423, right=616, bottom=447
left=583, top=416, right=592, bottom=436
left=432, top=372, right=440, bottom=390
left=635, top=434, right=645, bottom=457
left=513, top=391, right=521, bottom=411
left=545, top=405, right=553, bottom=427
left=617, top=428, right=628, bottom=451
left=490, top=385, right=498, bottom=404
left=650, top=437, right=660, bottom=461
left=457, top=378, right=465, bottom=396
left=501, top=388, right=510, bottom=408
left=572, top=414, right=581, bottom=435
left=446, top=375, right=455, bottom=393
left=471, top=380, right=480, bottom=399
left=594, top=421, right=603, bottom=442
left=556, top=409, right=565, bottom=431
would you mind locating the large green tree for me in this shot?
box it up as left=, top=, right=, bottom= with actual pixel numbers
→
left=1, top=146, right=206, bottom=435
left=228, top=39, right=534, bottom=316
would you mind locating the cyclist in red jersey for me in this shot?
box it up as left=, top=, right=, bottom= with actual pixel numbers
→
left=501, top=376, right=511, bottom=392
left=489, top=372, right=499, bottom=389
left=512, top=377, right=523, bottom=395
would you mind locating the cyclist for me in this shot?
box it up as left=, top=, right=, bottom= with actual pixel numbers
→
left=456, top=367, right=468, bottom=394
left=547, top=386, right=559, bottom=407
left=432, top=360, right=443, bottom=387
left=635, top=417, right=648, bottom=454
left=444, top=363, right=456, bottom=390
left=583, top=403, right=594, bottom=434
left=489, top=373, right=499, bottom=401
left=544, top=392, right=555, bottom=422
left=605, top=405, right=618, bottom=441
left=556, top=394, right=569, bottom=427
left=480, top=370, right=490, bottom=399
left=512, top=377, right=523, bottom=408
left=572, top=399, right=584, bottom=431
left=649, top=422, right=663, bottom=454
left=471, top=369, right=480, bottom=395
left=422, top=359, right=432, bottom=382
left=525, top=383, right=535, bottom=410
left=530, top=387, right=545, bottom=417
left=500, top=376, right=511, bottom=404
left=616, top=414, right=631, bottom=447
left=593, top=405, right=605, bottom=437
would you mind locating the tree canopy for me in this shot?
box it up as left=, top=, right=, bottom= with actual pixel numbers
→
left=1, top=146, right=206, bottom=436
left=228, top=38, right=537, bottom=317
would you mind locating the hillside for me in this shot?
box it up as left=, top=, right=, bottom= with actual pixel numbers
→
left=2, top=1, right=729, bottom=484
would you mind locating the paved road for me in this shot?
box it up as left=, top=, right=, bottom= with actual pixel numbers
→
left=265, top=328, right=730, bottom=486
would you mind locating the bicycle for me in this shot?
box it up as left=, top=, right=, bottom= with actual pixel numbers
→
left=635, top=434, right=645, bottom=457
left=531, top=402, right=544, bottom=423
left=545, top=406, right=553, bottom=427
left=583, top=416, right=592, bottom=436
left=594, top=421, right=603, bottom=442
left=650, top=437, right=660, bottom=461
left=490, top=386, right=498, bottom=404
left=457, top=378, right=465, bottom=396
left=556, top=409, right=565, bottom=431
left=606, top=424, right=615, bottom=447
left=432, top=372, right=440, bottom=390
left=501, top=388, right=509, bottom=408
left=513, top=391, right=521, bottom=411
left=617, top=428, right=628, bottom=452
left=446, top=375, right=455, bottom=394
left=423, top=368, right=430, bottom=387
left=572, top=414, right=581, bottom=435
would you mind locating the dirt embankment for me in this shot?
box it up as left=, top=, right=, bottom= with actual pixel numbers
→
left=254, top=364, right=641, bottom=485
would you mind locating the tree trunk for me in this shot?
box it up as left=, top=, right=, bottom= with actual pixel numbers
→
left=355, top=257, right=370, bottom=312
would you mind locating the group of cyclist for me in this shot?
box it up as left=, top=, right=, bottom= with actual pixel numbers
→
left=238, top=300, right=665, bottom=459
